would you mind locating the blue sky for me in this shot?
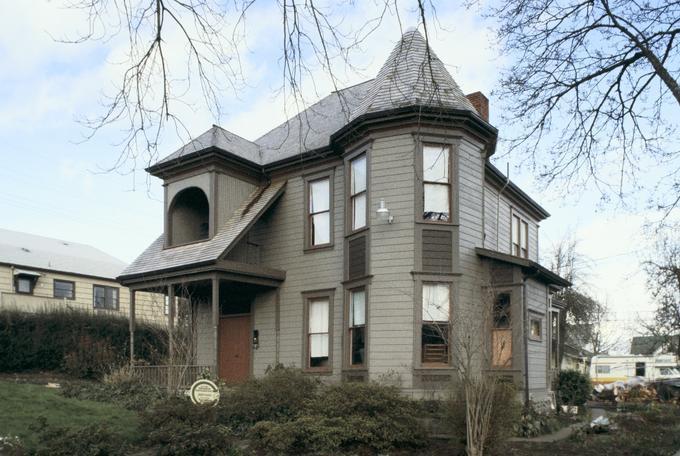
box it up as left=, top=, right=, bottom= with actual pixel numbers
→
left=0, top=1, right=667, bottom=348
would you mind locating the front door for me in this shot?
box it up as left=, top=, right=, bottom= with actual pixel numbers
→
left=218, top=315, right=251, bottom=384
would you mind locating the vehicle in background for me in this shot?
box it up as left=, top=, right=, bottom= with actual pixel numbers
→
left=589, top=354, right=680, bottom=384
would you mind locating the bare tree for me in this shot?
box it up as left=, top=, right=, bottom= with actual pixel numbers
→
left=487, top=0, right=680, bottom=216
left=643, top=226, right=680, bottom=356
left=60, top=0, right=438, bottom=173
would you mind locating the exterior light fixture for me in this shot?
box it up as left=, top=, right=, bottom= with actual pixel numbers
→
left=376, top=198, right=394, bottom=224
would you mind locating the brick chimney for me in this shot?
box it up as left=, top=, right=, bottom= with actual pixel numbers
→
left=465, top=91, right=489, bottom=122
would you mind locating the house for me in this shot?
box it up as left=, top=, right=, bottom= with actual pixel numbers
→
left=561, top=343, right=592, bottom=374
left=119, top=29, right=570, bottom=399
left=0, top=228, right=165, bottom=324
left=631, top=335, right=680, bottom=356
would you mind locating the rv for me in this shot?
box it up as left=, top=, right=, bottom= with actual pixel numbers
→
left=589, top=354, right=680, bottom=384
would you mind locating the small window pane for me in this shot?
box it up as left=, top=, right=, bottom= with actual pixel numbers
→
left=351, top=155, right=366, bottom=194
left=422, top=283, right=450, bottom=322
left=422, top=323, right=449, bottom=364
left=350, top=326, right=365, bottom=365
left=596, top=365, right=610, bottom=374
left=352, top=193, right=366, bottom=230
left=54, top=280, right=74, bottom=299
left=309, top=334, right=329, bottom=358
left=424, top=184, right=450, bottom=221
left=350, top=289, right=366, bottom=327
left=531, top=319, right=541, bottom=338
left=309, top=179, right=330, bottom=213
left=423, top=145, right=449, bottom=183
left=311, top=212, right=330, bottom=245
left=494, top=294, right=511, bottom=328
left=520, top=221, right=528, bottom=250
left=309, top=299, right=329, bottom=333
left=17, top=278, right=31, bottom=293
left=492, top=329, right=513, bottom=368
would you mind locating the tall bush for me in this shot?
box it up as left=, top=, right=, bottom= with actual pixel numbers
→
left=555, top=369, right=591, bottom=406
left=0, top=309, right=166, bottom=378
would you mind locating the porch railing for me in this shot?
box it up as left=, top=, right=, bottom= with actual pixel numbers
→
left=130, top=364, right=215, bottom=388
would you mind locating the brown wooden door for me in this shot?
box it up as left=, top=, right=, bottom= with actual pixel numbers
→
left=218, top=315, right=251, bottom=384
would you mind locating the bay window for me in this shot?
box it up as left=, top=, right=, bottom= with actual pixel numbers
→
left=421, top=283, right=450, bottom=365
left=422, top=144, right=451, bottom=222
left=350, top=154, right=367, bottom=231
left=308, top=177, right=331, bottom=247
left=348, top=288, right=366, bottom=366
left=492, top=293, right=512, bottom=368
left=307, top=297, right=330, bottom=369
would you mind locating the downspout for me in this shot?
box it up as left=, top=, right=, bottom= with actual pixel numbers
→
left=496, top=163, right=510, bottom=250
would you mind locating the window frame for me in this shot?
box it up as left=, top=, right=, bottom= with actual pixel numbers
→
left=510, top=209, right=530, bottom=258
left=529, top=314, right=543, bottom=342
left=53, top=279, right=76, bottom=300
left=491, top=292, right=513, bottom=369
left=346, top=286, right=368, bottom=369
left=596, top=365, right=611, bottom=375
left=348, top=153, right=368, bottom=234
left=420, top=281, right=452, bottom=367
left=420, top=142, right=453, bottom=224
left=303, top=170, right=335, bottom=251
left=93, top=284, right=120, bottom=310
left=14, top=275, right=36, bottom=295
left=302, top=289, right=335, bottom=373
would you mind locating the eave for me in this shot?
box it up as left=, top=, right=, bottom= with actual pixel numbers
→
left=476, top=247, right=571, bottom=288
left=485, top=162, right=550, bottom=221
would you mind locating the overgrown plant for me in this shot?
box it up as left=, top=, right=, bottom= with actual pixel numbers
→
left=555, top=370, right=591, bottom=407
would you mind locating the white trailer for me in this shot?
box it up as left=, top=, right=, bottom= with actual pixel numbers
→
left=589, top=354, right=680, bottom=384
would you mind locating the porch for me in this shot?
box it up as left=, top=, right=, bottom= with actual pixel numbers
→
left=125, top=260, right=285, bottom=387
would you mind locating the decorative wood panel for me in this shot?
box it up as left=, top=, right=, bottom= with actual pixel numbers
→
left=422, top=229, right=452, bottom=272
left=348, top=235, right=367, bottom=280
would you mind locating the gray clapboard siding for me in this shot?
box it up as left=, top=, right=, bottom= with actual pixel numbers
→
left=216, top=173, right=258, bottom=228
left=526, top=278, right=549, bottom=395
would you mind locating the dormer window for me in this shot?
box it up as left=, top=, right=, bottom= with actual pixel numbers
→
left=168, top=187, right=210, bottom=246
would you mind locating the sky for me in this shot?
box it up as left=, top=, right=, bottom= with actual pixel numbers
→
left=0, top=1, right=669, bottom=350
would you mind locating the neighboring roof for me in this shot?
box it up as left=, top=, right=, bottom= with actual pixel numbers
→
left=119, top=180, right=286, bottom=279
left=349, top=28, right=476, bottom=121
left=485, top=161, right=550, bottom=220
left=149, top=28, right=486, bottom=173
left=475, top=247, right=571, bottom=288
left=630, top=335, right=680, bottom=355
left=0, top=228, right=127, bottom=280
left=564, top=343, right=593, bottom=358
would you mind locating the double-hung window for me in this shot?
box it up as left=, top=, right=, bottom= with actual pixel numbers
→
left=512, top=214, right=529, bottom=258
left=421, top=283, right=450, bottom=365
left=307, top=297, right=330, bottom=368
left=348, top=288, right=366, bottom=366
left=350, top=154, right=367, bottom=231
left=308, top=178, right=331, bottom=246
left=492, top=293, right=512, bottom=368
left=54, top=279, right=75, bottom=299
left=422, top=145, right=451, bottom=222
left=93, top=285, right=119, bottom=310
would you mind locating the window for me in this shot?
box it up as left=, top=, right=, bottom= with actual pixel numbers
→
left=348, top=288, right=366, bottom=367
left=349, top=154, right=367, bottom=231
left=635, top=362, right=646, bottom=377
left=308, top=177, right=331, bottom=247
left=529, top=316, right=542, bottom=341
left=93, top=285, right=119, bottom=310
left=53, top=280, right=75, bottom=300
left=422, top=144, right=451, bottom=222
left=511, top=214, right=529, bottom=258
left=421, top=283, right=450, bottom=365
left=596, top=365, right=610, bottom=374
left=550, top=310, right=559, bottom=369
left=15, top=277, right=34, bottom=294
left=492, top=293, right=512, bottom=368
left=307, top=297, right=330, bottom=369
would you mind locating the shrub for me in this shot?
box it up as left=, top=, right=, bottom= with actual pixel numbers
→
left=60, top=375, right=166, bottom=412
left=31, top=418, right=128, bottom=456
left=249, top=381, right=426, bottom=454
left=514, top=401, right=559, bottom=438
left=0, top=435, right=25, bottom=456
left=555, top=370, right=591, bottom=406
left=143, top=397, right=237, bottom=456
left=0, top=309, right=166, bottom=379
left=217, top=365, right=319, bottom=433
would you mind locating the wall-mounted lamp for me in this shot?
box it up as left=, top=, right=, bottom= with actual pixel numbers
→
left=376, top=199, right=394, bottom=224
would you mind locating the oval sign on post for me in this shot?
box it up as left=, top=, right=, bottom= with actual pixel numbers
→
left=189, top=379, right=220, bottom=406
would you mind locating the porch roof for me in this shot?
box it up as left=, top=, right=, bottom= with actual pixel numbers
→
left=118, top=180, right=286, bottom=283
left=475, top=247, right=571, bottom=288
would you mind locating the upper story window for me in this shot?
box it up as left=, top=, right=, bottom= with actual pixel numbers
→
left=422, top=144, right=451, bottom=222
left=511, top=213, right=529, bottom=258
left=350, top=154, right=367, bottom=231
left=168, top=187, right=210, bottom=246
left=421, top=282, right=450, bottom=365
left=93, top=285, right=119, bottom=310
left=308, top=177, right=331, bottom=247
left=54, top=279, right=75, bottom=300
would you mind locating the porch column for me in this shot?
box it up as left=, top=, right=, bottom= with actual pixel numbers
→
left=168, top=285, right=175, bottom=362
left=212, top=276, right=219, bottom=374
left=129, top=289, right=136, bottom=366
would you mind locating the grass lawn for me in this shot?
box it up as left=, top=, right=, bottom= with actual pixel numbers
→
left=0, top=380, right=142, bottom=449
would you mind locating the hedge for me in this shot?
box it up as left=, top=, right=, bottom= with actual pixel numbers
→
left=0, top=309, right=166, bottom=378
